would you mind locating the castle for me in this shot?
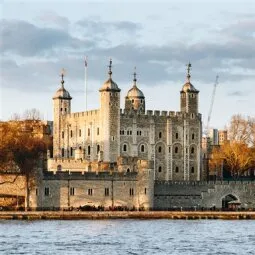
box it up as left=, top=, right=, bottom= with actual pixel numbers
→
left=1, top=60, right=255, bottom=211
left=49, top=60, right=202, bottom=182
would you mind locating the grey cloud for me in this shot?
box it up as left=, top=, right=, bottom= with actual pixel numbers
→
left=228, top=91, right=246, bottom=97
left=1, top=17, right=255, bottom=92
left=36, top=12, right=70, bottom=28
left=76, top=19, right=142, bottom=37
left=0, top=20, right=94, bottom=56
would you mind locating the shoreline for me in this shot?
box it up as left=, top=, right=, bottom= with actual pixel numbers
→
left=0, top=211, right=255, bottom=220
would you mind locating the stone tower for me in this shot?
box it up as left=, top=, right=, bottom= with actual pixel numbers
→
left=52, top=71, right=72, bottom=157
left=180, top=63, right=199, bottom=114
left=99, top=59, right=121, bottom=163
left=180, top=63, right=201, bottom=181
left=125, top=68, right=145, bottom=114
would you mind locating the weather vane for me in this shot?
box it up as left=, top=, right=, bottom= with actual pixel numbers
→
left=186, top=62, right=191, bottom=81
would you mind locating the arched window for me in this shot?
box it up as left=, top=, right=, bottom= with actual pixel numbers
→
left=57, top=165, right=62, bottom=171
left=158, top=166, right=162, bottom=172
left=191, top=147, right=195, bottom=154
left=127, top=168, right=130, bottom=173
left=123, top=144, right=127, bottom=152
left=97, top=145, right=100, bottom=153
left=141, top=144, right=145, bottom=152
left=175, top=147, right=178, bottom=153
left=88, top=146, right=91, bottom=155
left=191, top=167, right=195, bottom=173
left=159, top=132, right=162, bottom=139
left=158, top=146, right=162, bottom=153
left=175, top=166, right=179, bottom=173
left=192, top=133, right=195, bottom=140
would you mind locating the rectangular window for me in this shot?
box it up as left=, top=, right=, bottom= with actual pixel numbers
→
left=129, top=188, right=134, bottom=196
left=70, top=130, right=73, bottom=138
left=105, top=188, right=109, bottom=196
left=88, top=188, right=93, bottom=196
left=79, top=129, right=82, bottom=137
left=35, top=188, right=38, bottom=196
left=144, top=188, right=147, bottom=195
left=62, top=131, right=64, bottom=139
left=70, top=187, right=75, bottom=196
left=44, top=187, right=50, bottom=196
left=97, top=128, right=99, bottom=135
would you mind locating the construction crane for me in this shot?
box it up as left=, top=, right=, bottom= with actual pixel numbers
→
left=205, top=75, right=219, bottom=137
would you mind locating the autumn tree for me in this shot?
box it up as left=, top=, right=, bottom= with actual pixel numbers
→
left=210, top=114, right=255, bottom=179
left=0, top=110, right=51, bottom=209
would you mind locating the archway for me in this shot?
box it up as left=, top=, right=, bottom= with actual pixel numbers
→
left=222, top=194, right=239, bottom=209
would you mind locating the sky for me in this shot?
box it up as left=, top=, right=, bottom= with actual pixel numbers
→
left=0, top=0, right=254, bottom=129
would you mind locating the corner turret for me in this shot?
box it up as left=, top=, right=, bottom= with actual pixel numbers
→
left=99, top=59, right=121, bottom=163
left=125, top=68, right=145, bottom=114
left=180, top=63, right=199, bottom=114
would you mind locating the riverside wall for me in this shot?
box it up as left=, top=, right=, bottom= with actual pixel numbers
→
left=0, top=211, right=255, bottom=220
left=154, top=181, right=255, bottom=210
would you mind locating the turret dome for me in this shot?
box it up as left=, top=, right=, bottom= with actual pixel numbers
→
left=127, top=85, right=144, bottom=98
left=182, top=82, right=198, bottom=93
left=99, top=59, right=120, bottom=92
left=181, top=62, right=199, bottom=93
left=53, top=72, right=72, bottom=99
left=126, top=68, right=144, bottom=98
left=100, top=78, right=120, bottom=92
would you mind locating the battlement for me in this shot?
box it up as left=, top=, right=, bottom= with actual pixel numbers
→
left=67, top=109, right=100, bottom=119
left=43, top=170, right=138, bottom=181
left=120, top=109, right=201, bottom=119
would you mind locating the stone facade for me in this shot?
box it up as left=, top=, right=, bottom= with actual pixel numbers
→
left=30, top=160, right=154, bottom=210
left=154, top=181, right=255, bottom=210
left=50, top=61, right=202, bottom=182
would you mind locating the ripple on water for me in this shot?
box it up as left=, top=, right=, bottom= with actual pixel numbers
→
left=0, top=220, right=255, bottom=255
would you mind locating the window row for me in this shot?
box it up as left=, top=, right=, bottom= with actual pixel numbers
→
left=62, top=128, right=100, bottom=139
left=121, top=145, right=196, bottom=154
left=43, top=187, right=145, bottom=197
left=157, top=166, right=195, bottom=173
left=61, top=145, right=101, bottom=157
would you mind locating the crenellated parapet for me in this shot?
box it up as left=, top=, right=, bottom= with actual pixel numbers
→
left=120, top=109, right=201, bottom=120
left=66, top=109, right=100, bottom=120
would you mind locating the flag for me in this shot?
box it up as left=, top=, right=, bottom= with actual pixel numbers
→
left=85, top=57, right=88, bottom=67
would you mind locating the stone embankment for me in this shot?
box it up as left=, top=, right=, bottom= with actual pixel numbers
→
left=0, top=211, right=255, bottom=220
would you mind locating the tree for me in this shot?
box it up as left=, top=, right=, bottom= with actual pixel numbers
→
left=210, top=114, right=255, bottom=179
left=210, top=142, right=255, bottom=179
left=228, top=114, right=255, bottom=146
left=0, top=112, right=51, bottom=209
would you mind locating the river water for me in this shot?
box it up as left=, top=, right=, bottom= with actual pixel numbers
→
left=0, top=220, right=254, bottom=255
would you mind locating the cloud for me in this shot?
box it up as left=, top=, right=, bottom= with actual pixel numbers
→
left=1, top=17, right=255, bottom=94
left=0, top=19, right=94, bottom=56
left=76, top=19, right=142, bottom=34
left=228, top=91, right=246, bottom=97
left=36, top=11, right=70, bottom=29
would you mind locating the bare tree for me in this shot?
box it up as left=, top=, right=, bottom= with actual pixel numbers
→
left=210, top=114, right=255, bottom=179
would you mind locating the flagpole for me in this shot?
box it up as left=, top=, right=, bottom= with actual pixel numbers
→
left=85, top=56, right=88, bottom=111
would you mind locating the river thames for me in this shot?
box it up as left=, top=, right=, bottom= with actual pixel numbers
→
left=0, top=220, right=254, bottom=255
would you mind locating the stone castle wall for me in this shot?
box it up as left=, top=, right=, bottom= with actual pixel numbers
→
left=31, top=169, right=154, bottom=210
left=154, top=181, right=255, bottom=209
